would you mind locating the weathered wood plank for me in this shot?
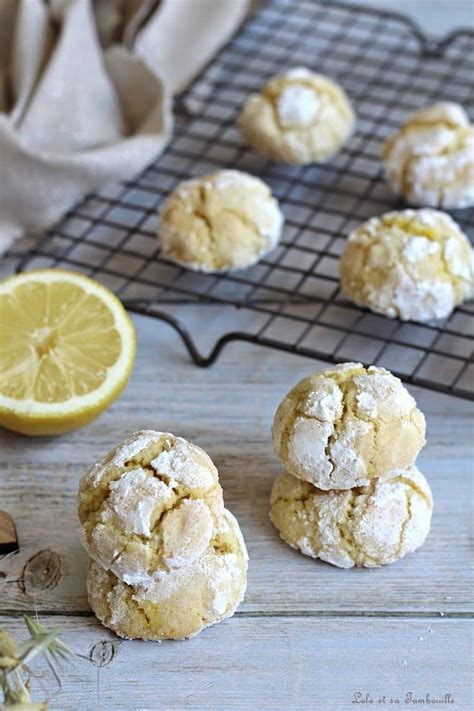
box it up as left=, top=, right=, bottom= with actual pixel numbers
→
left=0, top=615, right=470, bottom=710
left=0, top=314, right=472, bottom=614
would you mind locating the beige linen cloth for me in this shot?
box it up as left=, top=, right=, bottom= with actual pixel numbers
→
left=0, top=0, right=248, bottom=254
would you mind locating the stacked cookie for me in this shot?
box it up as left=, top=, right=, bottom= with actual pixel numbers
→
left=269, top=363, right=433, bottom=568
left=78, top=430, right=247, bottom=640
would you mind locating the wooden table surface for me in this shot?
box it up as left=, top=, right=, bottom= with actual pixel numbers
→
left=1, top=0, right=473, bottom=707
left=0, top=309, right=472, bottom=710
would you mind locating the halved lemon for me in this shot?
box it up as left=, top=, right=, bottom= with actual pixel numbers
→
left=0, top=269, right=136, bottom=436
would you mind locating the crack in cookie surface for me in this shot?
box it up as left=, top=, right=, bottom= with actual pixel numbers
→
left=272, top=363, right=426, bottom=490
left=86, top=510, right=248, bottom=641
left=269, top=467, right=432, bottom=569
left=382, top=102, right=474, bottom=209
left=238, top=67, right=355, bottom=164
left=340, top=209, right=474, bottom=322
left=78, top=430, right=224, bottom=585
left=158, top=170, right=283, bottom=272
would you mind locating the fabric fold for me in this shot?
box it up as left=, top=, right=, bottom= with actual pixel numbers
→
left=10, top=0, right=54, bottom=126
left=135, top=0, right=249, bottom=94
left=0, top=0, right=249, bottom=255
left=17, top=0, right=125, bottom=151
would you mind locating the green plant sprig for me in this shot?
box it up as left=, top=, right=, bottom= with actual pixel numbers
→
left=0, top=615, right=80, bottom=709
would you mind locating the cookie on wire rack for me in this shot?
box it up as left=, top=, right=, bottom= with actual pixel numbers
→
left=340, top=209, right=474, bottom=322
left=238, top=67, right=355, bottom=164
left=158, top=170, right=283, bottom=273
left=383, top=102, right=474, bottom=209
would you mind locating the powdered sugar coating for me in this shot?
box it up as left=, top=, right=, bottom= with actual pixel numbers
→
left=158, top=169, right=283, bottom=273
left=107, top=468, right=171, bottom=537
left=161, top=499, right=214, bottom=568
left=283, top=67, right=314, bottom=80
left=238, top=68, right=355, bottom=164
left=150, top=440, right=217, bottom=490
left=270, top=467, right=432, bottom=568
left=87, top=509, right=248, bottom=640
left=272, top=363, right=426, bottom=489
left=213, top=169, right=258, bottom=192
left=78, top=430, right=224, bottom=585
left=276, top=85, right=320, bottom=127
left=340, top=209, right=474, bottom=322
left=403, top=236, right=440, bottom=262
left=112, top=431, right=159, bottom=467
left=444, top=237, right=472, bottom=281
left=383, top=102, right=474, bottom=209
left=355, top=391, right=377, bottom=418
left=138, top=511, right=246, bottom=604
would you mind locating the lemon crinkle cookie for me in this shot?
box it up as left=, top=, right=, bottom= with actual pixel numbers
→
left=87, top=509, right=248, bottom=640
left=272, top=363, right=425, bottom=490
left=78, top=430, right=224, bottom=585
left=270, top=466, right=432, bottom=568
left=383, top=102, right=474, bottom=208
left=340, top=209, right=474, bottom=322
left=238, top=67, right=355, bottom=164
left=158, top=169, right=283, bottom=272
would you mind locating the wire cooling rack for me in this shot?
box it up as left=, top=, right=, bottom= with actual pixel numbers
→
left=13, top=0, right=474, bottom=399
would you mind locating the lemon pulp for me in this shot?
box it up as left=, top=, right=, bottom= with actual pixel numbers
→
left=0, top=270, right=136, bottom=435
